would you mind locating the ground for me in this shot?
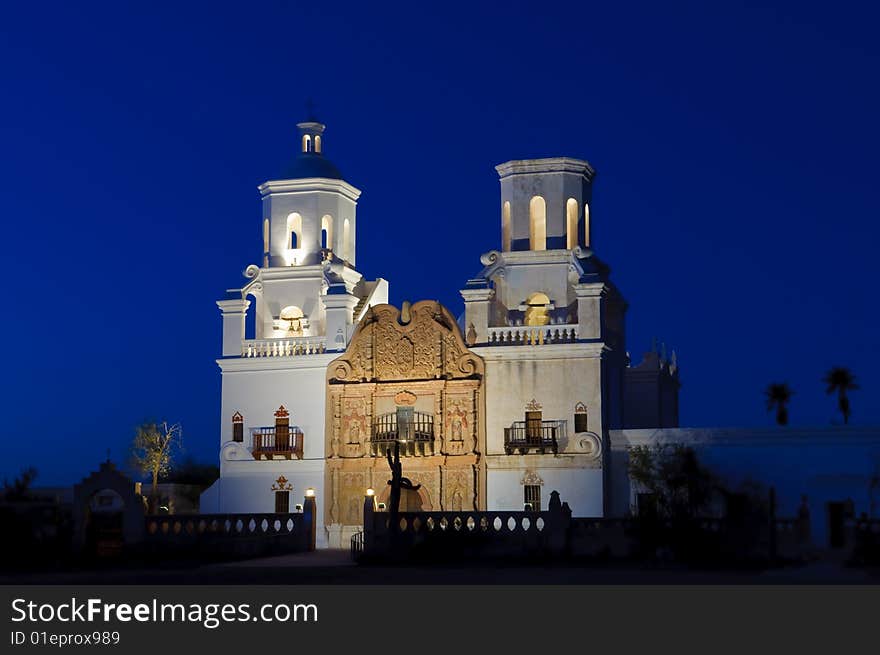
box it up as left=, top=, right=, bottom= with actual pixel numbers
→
left=0, top=549, right=876, bottom=585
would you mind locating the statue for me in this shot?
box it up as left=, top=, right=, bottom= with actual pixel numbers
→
left=386, top=439, right=421, bottom=532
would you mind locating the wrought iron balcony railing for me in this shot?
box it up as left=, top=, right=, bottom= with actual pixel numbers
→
left=251, top=426, right=304, bottom=460
left=503, top=420, right=563, bottom=454
left=371, top=411, right=435, bottom=456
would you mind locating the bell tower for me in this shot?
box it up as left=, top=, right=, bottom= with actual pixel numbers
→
left=260, top=120, right=360, bottom=268
left=496, top=158, right=595, bottom=252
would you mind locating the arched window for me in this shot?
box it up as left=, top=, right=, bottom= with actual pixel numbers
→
left=280, top=306, right=305, bottom=336
left=584, top=203, right=591, bottom=247
left=342, top=218, right=351, bottom=261
left=574, top=402, right=588, bottom=432
left=529, top=196, right=546, bottom=251
left=262, top=219, right=270, bottom=254
left=321, top=214, right=333, bottom=250
left=524, top=292, right=551, bottom=326
left=287, top=213, right=302, bottom=250
left=502, top=201, right=511, bottom=252
left=232, top=412, right=244, bottom=443
left=302, top=134, right=311, bottom=153
left=566, top=198, right=579, bottom=250
left=314, top=135, right=322, bottom=153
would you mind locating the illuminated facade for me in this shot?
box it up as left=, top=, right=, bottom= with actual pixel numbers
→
left=201, top=119, right=680, bottom=547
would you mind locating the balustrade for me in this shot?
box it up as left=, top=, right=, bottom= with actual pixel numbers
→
left=241, top=337, right=326, bottom=358
left=487, top=324, right=578, bottom=346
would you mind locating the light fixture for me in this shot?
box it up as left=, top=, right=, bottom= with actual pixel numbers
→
left=305, top=488, right=315, bottom=497
left=366, top=488, right=375, bottom=497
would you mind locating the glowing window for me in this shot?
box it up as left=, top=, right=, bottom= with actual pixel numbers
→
left=321, top=214, right=333, bottom=250
left=529, top=196, right=546, bottom=251
left=302, top=134, right=311, bottom=153
left=502, top=201, right=511, bottom=251
left=287, top=213, right=302, bottom=249
left=262, top=219, right=269, bottom=253
left=280, top=306, right=304, bottom=335
left=343, top=218, right=351, bottom=261
left=566, top=198, right=578, bottom=249
left=524, top=292, right=551, bottom=326
left=314, top=135, right=322, bottom=153
left=584, top=203, right=591, bottom=247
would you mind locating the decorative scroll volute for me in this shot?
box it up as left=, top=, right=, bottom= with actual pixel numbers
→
left=327, top=301, right=485, bottom=383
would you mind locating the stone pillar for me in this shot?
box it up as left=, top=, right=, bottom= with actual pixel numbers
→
left=303, top=492, right=317, bottom=551
left=322, top=289, right=359, bottom=352
left=217, top=298, right=251, bottom=356
left=460, top=284, right=494, bottom=345
left=573, top=282, right=606, bottom=340
left=363, top=492, right=377, bottom=552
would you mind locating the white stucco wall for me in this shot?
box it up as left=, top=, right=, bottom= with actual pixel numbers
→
left=478, top=344, right=606, bottom=455
left=200, top=461, right=327, bottom=547
left=217, top=357, right=333, bottom=457
left=486, top=460, right=603, bottom=516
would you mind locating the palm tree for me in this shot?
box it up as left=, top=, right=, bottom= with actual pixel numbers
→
left=823, top=367, right=859, bottom=425
left=764, top=383, right=793, bottom=426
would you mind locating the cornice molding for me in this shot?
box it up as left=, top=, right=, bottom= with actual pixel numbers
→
left=217, top=354, right=336, bottom=373
left=472, top=342, right=609, bottom=361
left=258, top=178, right=362, bottom=202
left=495, top=157, right=596, bottom=180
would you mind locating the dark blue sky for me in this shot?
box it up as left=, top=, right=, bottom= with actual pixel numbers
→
left=2, top=1, right=878, bottom=485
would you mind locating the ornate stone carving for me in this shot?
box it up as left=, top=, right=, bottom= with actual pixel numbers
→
left=341, top=398, right=368, bottom=455
left=329, top=469, right=339, bottom=524
left=445, top=396, right=470, bottom=455
left=327, top=302, right=484, bottom=383
left=394, top=390, right=417, bottom=406
left=341, top=472, right=366, bottom=524
left=577, top=433, right=603, bottom=460
left=415, top=470, right=438, bottom=510
left=271, top=475, right=292, bottom=492
left=466, top=323, right=477, bottom=346
left=444, top=468, right=473, bottom=511
left=525, top=399, right=542, bottom=412
left=521, top=470, right=544, bottom=486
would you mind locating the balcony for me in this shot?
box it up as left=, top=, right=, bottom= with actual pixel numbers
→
left=252, top=427, right=304, bottom=460
left=503, top=420, right=563, bottom=455
left=241, top=337, right=326, bottom=358
left=487, top=324, right=578, bottom=346
left=371, top=412, right=435, bottom=456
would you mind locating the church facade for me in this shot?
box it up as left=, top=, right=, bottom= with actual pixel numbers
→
left=200, top=118, right=680, bottom=547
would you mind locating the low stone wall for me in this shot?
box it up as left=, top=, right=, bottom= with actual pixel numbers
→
left=144, top=505, right=316, bottom=560
left=144, top=513, right=313, bottom=559
left=359, top=493, right=811, bottom=564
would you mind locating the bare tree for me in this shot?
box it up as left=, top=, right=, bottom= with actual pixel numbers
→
left=131, top=421, right=182, bottom=513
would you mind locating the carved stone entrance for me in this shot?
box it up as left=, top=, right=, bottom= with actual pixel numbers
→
left=324, top=301, right=486, bottom=547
